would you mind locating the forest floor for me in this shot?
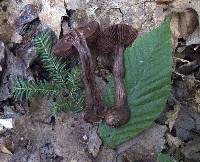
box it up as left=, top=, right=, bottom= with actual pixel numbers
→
left=0, top=0, right=200, bottom=162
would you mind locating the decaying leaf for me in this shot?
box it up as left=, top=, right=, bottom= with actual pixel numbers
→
left=195, top=90, right=200, bottom=113
left=166, top=133, right=182, bottom=147
left=167, top=0, right=200, bottom=15
left=165, top=104, right=180, bottom=131
left=170, top=9, right=198, bottom=39
left=0, top=145, right=12, bottom=155
left=156, top=0, right=174, bottom=5
left=0, top=138, right=13, bottom=155
left=157, top=0, right=200, bottom=46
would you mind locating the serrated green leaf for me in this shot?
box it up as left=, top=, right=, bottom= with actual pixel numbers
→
left=99, top=18, right=172, bottom=148
left=157, top=153, right=175, bottom=162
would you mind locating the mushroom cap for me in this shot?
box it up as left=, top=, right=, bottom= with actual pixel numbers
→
left=98, top=24, right=138, bottom=54
left=78, top=20, right=100, bottom=44
left=52, top=36, right=75, bottom=57
left=53, top=21, right=100, bottom=57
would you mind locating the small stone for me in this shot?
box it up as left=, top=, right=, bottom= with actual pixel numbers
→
left=87, top=127, right=102, bottom=157
left=15, top=4, right=39, bottom=33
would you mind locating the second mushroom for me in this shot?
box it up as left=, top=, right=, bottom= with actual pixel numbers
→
left=98, top=24, right=138, bottom=127
left=53, top=21, right=107, bottom=123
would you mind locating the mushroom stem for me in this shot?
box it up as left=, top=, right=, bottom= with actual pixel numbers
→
left=105, top=45, right=130, bottom=127
left=71, top=31, right=106, bottom=122
left=113, top=45, right=127, bottom=107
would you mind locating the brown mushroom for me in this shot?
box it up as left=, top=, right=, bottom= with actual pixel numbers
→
left=52, top=21, right=100, bottom=57
left=98, top=24, right=138, bottom=127
left=52, top=21, right=107, bottom=123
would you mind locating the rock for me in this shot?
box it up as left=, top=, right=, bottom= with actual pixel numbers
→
left=38, top=0, right=67, bottom=38
left=87, top=127, right=102, bottom=157
left=117, top=124, right=167, bottom=162
left=0, top=1, right=14, bottom=42
left=53, top=112, right=93, bottom=162
left=15, top=4, right=40, bottom=33
left=8, top=101, right=93, bottom=161
left=181, top=137, right=200, bottom=161
left=186, top=28, right=200, bottom=46
left=174, top=105, right=200, bottom=141
left=0, top=153, right=12, bottom=161
left=95, top=147, right=117, bottom=162
left=68, top=0, right=166, bottom=34
left=0, top=118, right=13, bottom=129
left=0, top=44, right=27, bottom=101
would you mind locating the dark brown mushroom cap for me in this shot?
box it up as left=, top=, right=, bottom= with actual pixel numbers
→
left=98, top=24, right=138, bottom=54
left=52, top=21, right=100, bottom=57
left=77, top=21, right=100, bottom=44
left=52, top=36, right=75, bottom=57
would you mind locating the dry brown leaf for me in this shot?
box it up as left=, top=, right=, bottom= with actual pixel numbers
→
left=157, top=0, right=200, bottom=46
left=195, top=90, right=200, bottom=113
left=165, top=104, right=180, bottom=131
left=166, top=133, right=182, bottom=147
left=168, top=0, right=200, bottom=37
left=168, top=0, right=200, bottom=14
left=170, top=9, right=198, bottom=39
left=0, top=145, right=12, bottom=155
left=156, top=0, right=174, bottom=5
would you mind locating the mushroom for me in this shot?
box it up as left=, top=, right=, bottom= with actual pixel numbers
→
left=52, top=21, right=107, bottom=123
left=52, top=21, right=100, bottom=57
left=98, top=24, right=138, bottom=127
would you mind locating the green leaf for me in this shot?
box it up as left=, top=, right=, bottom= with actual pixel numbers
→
left=157, top=153, right=175, bottom=162
left=99, top=18, right=172, bottom=148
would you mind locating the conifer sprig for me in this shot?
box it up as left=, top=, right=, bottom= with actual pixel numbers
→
left=12, top=79, right=60, bottom=100
left=12, top=31, right=84, bottom=115
left=32, top=32, right=69, bottom=86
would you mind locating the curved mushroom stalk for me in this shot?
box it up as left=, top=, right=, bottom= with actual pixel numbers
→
left=70, top=31, right=107, bottom=122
